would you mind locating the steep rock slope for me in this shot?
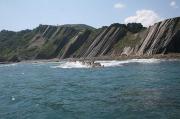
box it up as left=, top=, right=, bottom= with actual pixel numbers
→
left=60, top=30, right=92, bottom=59
left=136, top=17, right=180, bottom=55
left=34, top=24, right=96, bottom=59
left=83, top=24, right=128, bottom=57
left=111, top=17, right=180, bottom=56
left=0, top=17, right=180, bottom=62
left=0, top=29, right=36, bottom=61
left=35, top=25, right=79, bottom=59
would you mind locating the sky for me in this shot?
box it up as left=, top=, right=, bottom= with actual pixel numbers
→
left=0, top=0, right=179, bottom=31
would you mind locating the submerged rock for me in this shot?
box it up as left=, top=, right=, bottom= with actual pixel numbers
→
left=80, top=60, right=103, bottom=68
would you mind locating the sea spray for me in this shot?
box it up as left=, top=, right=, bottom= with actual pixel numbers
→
left=51, top=59, right=163, bottom=69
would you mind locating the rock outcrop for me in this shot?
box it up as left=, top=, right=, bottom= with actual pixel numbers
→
left=0, top=17, right=180, bottom=62
left=111, top=17, right=180, bottom=56
left=60, top=30, right=91, bottom=59
left=83, top=24, right=127, bottom=57
left=136, top=17, right=180, bottom=55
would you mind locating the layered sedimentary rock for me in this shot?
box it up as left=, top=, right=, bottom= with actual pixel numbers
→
left=35, top=25, right=79, bottom=59
left=83, top=24, right=127, bottom=57
left=60, top=30, right=91, bottom=59
left=114, top=17, right=180, bottom=56
left=0, top=17, right=179, bottom=62
left=136, top=17, right=180, bottom=55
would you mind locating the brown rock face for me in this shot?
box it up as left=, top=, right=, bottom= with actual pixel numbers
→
left=60, top=30, right=91, bottom=59
left=137, top=17, right=180, bottom=55
left=83, top=24, right=127, bottom=57
left=0, top=17, right=180, bottom=61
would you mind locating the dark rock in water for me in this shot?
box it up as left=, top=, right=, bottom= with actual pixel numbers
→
left=92, top=62, right=102, bottom=68
left=80, top=60, right=103, bottom=68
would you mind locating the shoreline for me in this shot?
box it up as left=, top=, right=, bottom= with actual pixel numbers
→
left=67, top=53, right=180, bottom=61
left=1, top=53, right=180, bottom=64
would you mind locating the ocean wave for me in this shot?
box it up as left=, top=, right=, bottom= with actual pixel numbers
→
left=51, top=61, right=91, bottom=69
left=51, top=58, right=163, bottom=69
left=120, top=58, right=162, bottom=64
left=96, top=59, right=161, bottom=67
left=0, top=63, right=18, bottom=68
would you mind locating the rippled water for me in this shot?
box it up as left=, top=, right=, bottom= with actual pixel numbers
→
left=0, top=59, right=180, bottom=119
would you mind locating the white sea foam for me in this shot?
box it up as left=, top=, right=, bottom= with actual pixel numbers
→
left=96, top=60, right=123, bottom=67
left=120, top=58, right=162, bottom=64
left=96, top=59, right=161, bottom=67
left=51, top=58, right=163, bottom=69
left=11, top=96, right=15, bottom=101
left=0, top=63, right=18, bottom=68
left=51, top=61, right=91, bottom=69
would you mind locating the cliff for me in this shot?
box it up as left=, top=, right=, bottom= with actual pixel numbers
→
left=116, top=17, right=180, bottom=56
left=0, top=17, right=179, bottom=62
left=137, top=17, right=180, bottom=55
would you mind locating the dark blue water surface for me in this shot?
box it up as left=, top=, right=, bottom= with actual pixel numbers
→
left=0, top=60, right=180, bottom=119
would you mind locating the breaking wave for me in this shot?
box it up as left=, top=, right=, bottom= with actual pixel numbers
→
left=51, top=61, right=91, bottom=69
left=0, top=63, right=18, bottom=68
left=51, top=58, right=163, bottom=69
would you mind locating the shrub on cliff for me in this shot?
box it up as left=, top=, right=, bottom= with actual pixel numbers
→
left=127, top=23, right=143, bottom=33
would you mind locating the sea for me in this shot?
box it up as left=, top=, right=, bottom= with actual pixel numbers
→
left=0, top=59, right=180, bottom=119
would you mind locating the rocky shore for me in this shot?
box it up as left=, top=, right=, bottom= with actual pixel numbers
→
left=65, top=53, right=180, bottom=62
left=2, top=53, right=180, bottom=65
left=0, top=17, right=180, bottom=63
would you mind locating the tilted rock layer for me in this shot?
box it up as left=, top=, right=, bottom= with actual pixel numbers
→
left=136, top=17, right=180, bottom=55
left=0, top=17, right=179, bottom=61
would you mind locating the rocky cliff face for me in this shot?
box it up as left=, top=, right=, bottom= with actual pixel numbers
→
left=0, top=17, right=179, bottom=62
left=136, top=17, right=180, bottom=55
left=83, top=24, right=127, bottom=57
left=112, top=17, right=180, bottom=56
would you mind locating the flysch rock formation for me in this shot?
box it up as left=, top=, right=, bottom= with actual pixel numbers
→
left=136, top=17, right=180, bottom=55
left=0, top=17, right=179, bottom=62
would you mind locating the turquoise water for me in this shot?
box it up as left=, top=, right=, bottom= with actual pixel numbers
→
left=0, top=60, right=180, bottom=119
